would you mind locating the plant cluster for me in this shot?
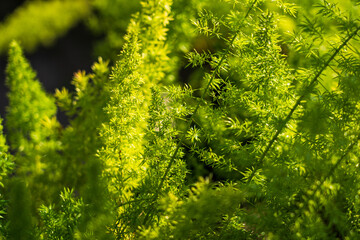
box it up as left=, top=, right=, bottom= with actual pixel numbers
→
left=1, top=0, right=360, bottom=239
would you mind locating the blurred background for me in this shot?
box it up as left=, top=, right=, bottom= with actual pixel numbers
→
left=0, top=0, right=141, bottom=124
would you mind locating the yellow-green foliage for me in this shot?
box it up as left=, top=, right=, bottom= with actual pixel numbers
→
left=55, top=58, right=110, bottom=190
left=99, top=21, right=144, bottom=200
left=0, top=118, right=13, bottom=232
left=39, top=188, right=83, bottom=240
left=0, top=0, right=90, bottom=54
left=140, top=179, right=246, bottom=240
left=6, top=40, right=59, bottom=165
left=0, top=118, right=12, bottom=188
left=6, top=41, right=58, bottom=151
left=5, top=41, right=61, bottom=206
left=97, top=1, right=185, bottom=237
left=2, top=0, right=360, bottom=239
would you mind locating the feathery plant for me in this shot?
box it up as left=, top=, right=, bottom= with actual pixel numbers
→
left=0, top=0, right=360, bottom=239
left=5, top=41, right=62, bottom=207
left=0, top=118, right=13, bottom=235
left=0, top=118, right=12, bottom=189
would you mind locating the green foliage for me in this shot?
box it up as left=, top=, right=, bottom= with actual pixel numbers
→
left=140, top=178, right=247, bottom=239
left=88, top=0, right=141, bottom=59
left=0, top=118, right=13, bottom=188
left=1, top=0, right=360, bottom=239
left=76, top=159, right=114, bottom=239
left=39, top=189, right=82, bottom=240
left=5, top=41, right=63, bottom=209
left=0, top=0, right=90, bottom=54
left=97, top=1, right=188, bottom=237
left=7, top=179, right=34, bottom=240
left=55, top=57, right=110, bottom=191
left=6, top=41, right=58, bottom=152
left=0, top=118, right=13, bottom=235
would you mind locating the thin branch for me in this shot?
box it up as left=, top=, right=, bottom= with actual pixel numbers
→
left=246, top=26, right=360, bottom=184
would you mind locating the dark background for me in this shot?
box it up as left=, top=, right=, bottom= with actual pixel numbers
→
left=0, top=0, right=97, bottom=125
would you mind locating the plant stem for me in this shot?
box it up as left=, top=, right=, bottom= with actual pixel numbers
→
left=246, top=26, right=360, bottom=184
